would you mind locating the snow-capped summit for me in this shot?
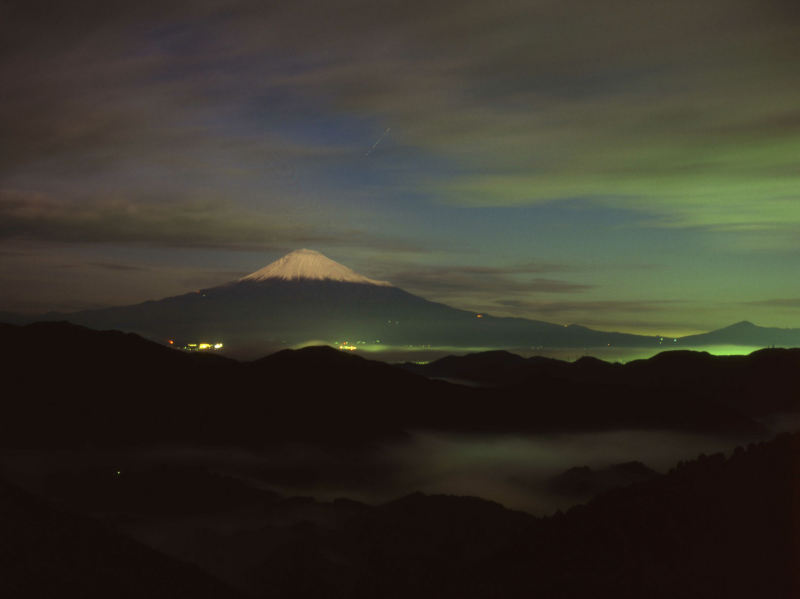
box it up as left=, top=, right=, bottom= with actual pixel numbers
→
left=240, top=249, right=392, bottom=286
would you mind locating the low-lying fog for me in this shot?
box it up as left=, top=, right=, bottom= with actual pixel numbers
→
left=1, top=424, right=782, bottom=515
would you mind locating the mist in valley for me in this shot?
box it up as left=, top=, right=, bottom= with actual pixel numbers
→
left=0, top=427, right=769, bottom=516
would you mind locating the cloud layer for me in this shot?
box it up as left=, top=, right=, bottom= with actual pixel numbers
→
left=4, top=1, right=800, bottom=230
left=2, top=1, right=800, bottom=329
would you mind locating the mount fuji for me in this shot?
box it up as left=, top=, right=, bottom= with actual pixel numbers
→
left=28, top=249, right=661, bottom=355
left=239, top=248, right=392, bottom=286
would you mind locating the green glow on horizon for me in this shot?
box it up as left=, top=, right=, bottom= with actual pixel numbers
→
left=290, top=339, right=780, bottom=364
left=699, top=345, right=764, bottom=357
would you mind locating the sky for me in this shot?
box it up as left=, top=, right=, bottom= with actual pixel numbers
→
left=1, top=0, right=800, bottom=335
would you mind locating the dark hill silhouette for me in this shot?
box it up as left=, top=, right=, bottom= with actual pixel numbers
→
left=404, top=350, right=574, bottom=385
left=408, top=349, right=532, bottom=386
left=0, top=322, right=763, bottom=451
left=2, top=321, right=798, bottom=597
left=104, top=433, right=800, bottom=598
left=40, top=464, right=283, bottom=518
left=5, top=431, right=796, bottom=599
left=0, top=476, right=243, bottom=599
left=464, top=432, right=800, bottom=598
left=546, top=461, right=658, bottom=498
left=406, top=346, right=800, bottom=421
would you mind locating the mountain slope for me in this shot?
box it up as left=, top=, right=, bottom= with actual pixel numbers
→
left=678, top=320, right=800, bottom=347
left=6, top=251, right=798, bottom=354
left=0, top=476, right=243, bottom=599
left=405, top=346, right=800, bottom=420
left=112, top=433, right=800, bottom=599
left=465, top=432, right=800, bottom=599
left=24, top=250, right=658, bottom=354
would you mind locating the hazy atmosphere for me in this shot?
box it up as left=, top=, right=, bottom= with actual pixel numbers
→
left=3, top=1, right=800, bottom=335
left=0, top=428, right=764, bottom=517
left=3, top=3, right=800, bottom=597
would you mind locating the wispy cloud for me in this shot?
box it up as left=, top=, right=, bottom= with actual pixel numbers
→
left=743, top=298, right=800, bottom=309
left=495, top=298, right=686, bottom=314
left=3, top=0, right=799, bottom=235
left=384, top=263, right=591, bottom=296
left=484, top=299, right=698, bottom=334
left=86, top=262, right=151, bottom=272
left=0, top=190, right=419, bottom=253
left=2, top=0, right=799, bottom=324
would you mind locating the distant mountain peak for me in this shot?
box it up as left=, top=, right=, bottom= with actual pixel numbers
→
left=240, top=249, right=392, bottom=286
left=726, top=320, right=757, bottom=329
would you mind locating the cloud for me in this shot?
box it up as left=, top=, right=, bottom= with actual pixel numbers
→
left=86, top=262, right=151, bottom=272
left=385, top=264, right=593, bottom=297
left=494, top=298, right=686, bottom=315
left=271, top=0, right=800, bottom=235
left=0, top=190, right=418, bottom=252
left=179, top=270, right=250, bottom=289
left=482, top=299, right=700, bottom=334
left=2, top=0, right=800, bottom=322
left=744, top=298, right=800, bottom=309
left=3, top=0, right=800, bottom=240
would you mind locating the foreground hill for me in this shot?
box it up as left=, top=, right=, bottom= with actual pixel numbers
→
left=464, top=431, right=800, bottom=598
left=405, top=347, right=800, bottom=419
left=2, top=320, right=797, bottom=597
left=0, top=322, right=763, bottom=450
left=191, top=433, right=800, bottom=598
left=0, top=476, right=243, bottom=599
left=42, top=432, right=797, bottom=599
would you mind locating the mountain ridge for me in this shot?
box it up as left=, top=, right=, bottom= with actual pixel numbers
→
left=0, top=321, right=772, bottom=450
left=3, top=249, right=799, bottom=354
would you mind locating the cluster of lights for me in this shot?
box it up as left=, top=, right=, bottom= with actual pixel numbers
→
left=334, top=339, right=378, bottom=351
left=172, top=340, right=224, bottom=351
left=200, top=342, right=223, bottom=350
